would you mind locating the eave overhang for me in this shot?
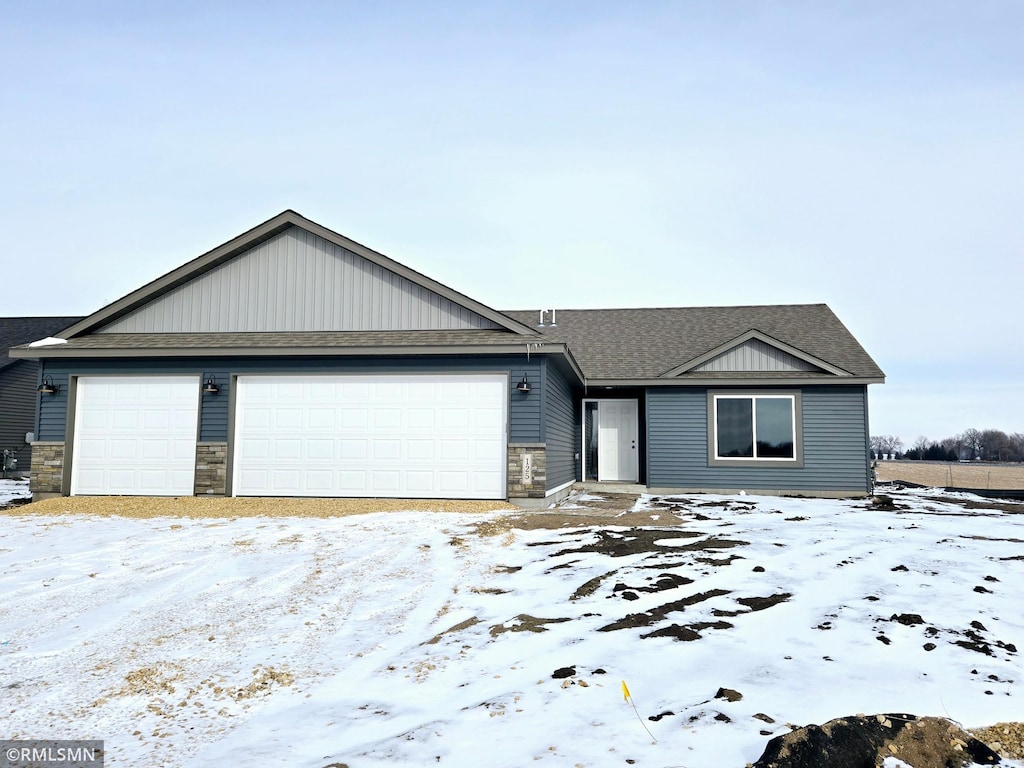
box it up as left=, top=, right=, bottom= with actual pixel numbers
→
left=11, top=341, right=587, bottom=387
left=588, top=376, right=885, bottom=388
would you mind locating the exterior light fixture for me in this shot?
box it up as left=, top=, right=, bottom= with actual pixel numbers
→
left=202, top=375, right=220, bottom=395
left=516, top=375, right=532, bottom=394
left=37, top=375, right=58, bottom=395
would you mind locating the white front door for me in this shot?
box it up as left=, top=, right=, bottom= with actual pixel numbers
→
left=233, top=374, right=507, bottom=499
left=71, top=376, right=200, bottom=495
left=597, top=399, right=638, bottom=482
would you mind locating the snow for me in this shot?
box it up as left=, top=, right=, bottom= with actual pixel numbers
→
left=0, top=478, right=30, bottom=505
left=1, top=488, right=1022, bottom=767
left=27, top=336, right=68, bottom=347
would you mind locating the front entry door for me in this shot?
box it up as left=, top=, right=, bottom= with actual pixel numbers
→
left=597, top=399, right=638, bottom=482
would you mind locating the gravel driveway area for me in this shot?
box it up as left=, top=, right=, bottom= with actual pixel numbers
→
left=8, top=495, right=518, bottom=518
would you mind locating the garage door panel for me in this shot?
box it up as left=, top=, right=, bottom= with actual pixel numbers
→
left=372, top=440, right=401, bottom=459
left=340, top=409, right=368, bottom=428
left=372, top=470, right=400, bottom=491
left=307, top=439, right=335, bottom=460
left=339, top=470, right=367, bottom=491
left=112, top=410, right=140, bottom=430
left=308, top=409, right=336, bottom=429
left=406, top=471, right=435, bottom=492
left=72, top=376, right=199, bottom=496
left=407, top=440, right=434, bottom=460
left=373, top=409, right=402, bottom=429
left=340, top=440, right=367, bottom=459
left=233, top=374, right=506, bottom=499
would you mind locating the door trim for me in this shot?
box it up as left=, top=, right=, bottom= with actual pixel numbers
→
left=581, top=398, right=639, bottom=484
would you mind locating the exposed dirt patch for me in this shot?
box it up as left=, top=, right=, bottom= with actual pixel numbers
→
left=424, top=617, right=481, bottom=645
left=753, top=713, right=1002, bottom=768
left=545, top=527, right=747, bottom=559
left=598, top=588, right=731, bottom=632
left=642, top=620, right=734, bottom=641
left=736, top=593, right=792, bottom=612
left=488, top=614, right=571, bottom=637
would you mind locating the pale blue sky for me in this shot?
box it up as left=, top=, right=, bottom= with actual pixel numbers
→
left=2, top=1, right=1022, bottom=445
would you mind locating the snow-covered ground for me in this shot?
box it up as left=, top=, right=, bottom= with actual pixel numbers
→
left=1, top=488, right=1021, bottom=767
left=0, top=478, right=30, bottom=506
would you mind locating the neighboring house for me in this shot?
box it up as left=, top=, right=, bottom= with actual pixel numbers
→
left=10, top=211, right=884, bottom=504
left=0, top=317, right=84, bottom=475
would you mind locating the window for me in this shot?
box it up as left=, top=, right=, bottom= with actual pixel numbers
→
left=709, top=392, right=802, bottom=465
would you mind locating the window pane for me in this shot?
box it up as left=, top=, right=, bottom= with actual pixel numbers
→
left=755, top=398, right=794, bottom=458
left=716, top=398, right=753, bottom=458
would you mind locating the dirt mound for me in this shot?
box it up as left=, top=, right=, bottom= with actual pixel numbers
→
left=751, top=713, right=1001, bottom=768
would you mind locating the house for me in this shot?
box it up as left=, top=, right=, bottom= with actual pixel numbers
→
left=0, top=317, right=84, bottom=476
left=10, top=211, right=884, bottom=504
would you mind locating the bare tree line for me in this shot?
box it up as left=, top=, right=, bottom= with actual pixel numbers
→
left=871, top=430, right=1024, bottom=462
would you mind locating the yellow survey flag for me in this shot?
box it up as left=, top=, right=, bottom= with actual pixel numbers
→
left=621, top=680, right=631, bottom=701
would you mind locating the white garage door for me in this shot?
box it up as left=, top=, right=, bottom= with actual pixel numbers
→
left=71, top=376, right=200, bottom=496
left=233, top=374, right=507, bottom=499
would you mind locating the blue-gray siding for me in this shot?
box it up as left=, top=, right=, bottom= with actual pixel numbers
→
left=39, top=357, right=544, bottom=445
left=542, top=360, right=578, bottom=491
left=647, top=385, right=870, bottom=492
left=0, top=361, right=39, bottom=471
left=98, top=227, right=502, bottom=334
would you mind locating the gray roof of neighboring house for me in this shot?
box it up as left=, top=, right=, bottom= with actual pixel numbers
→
left=503, top=304, right=885, bottom=381
left=0, top=317, right=83, bottom=373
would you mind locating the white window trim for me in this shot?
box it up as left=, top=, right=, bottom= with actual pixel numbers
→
left=707, top=391, right=803, bottom=468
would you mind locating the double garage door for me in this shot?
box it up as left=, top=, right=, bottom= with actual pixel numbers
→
left=71, top=374, right=507, bottom=499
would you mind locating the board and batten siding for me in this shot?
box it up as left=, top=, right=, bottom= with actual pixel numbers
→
left=647, top=385, right=870, bottom=493
left=692, top=338, right=820, bottom=373
left=98, top=227, right=502, bottom=334
left=38, top=357, right=544, bottom=446
left=542, top=360, right=578, bottom=491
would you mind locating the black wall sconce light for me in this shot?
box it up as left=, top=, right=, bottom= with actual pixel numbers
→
left=202, top=375, right=221, bottom=395
left=37, top=375, right=58, bottom=395
left=516, top=374, right=532, bottom=394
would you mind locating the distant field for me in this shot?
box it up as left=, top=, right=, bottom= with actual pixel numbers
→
left=876, top=460, right=1024, bottom=490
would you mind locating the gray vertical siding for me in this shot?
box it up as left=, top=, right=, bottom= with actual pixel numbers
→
left=0, top=361, right=38, bottom=471
left=40, top=357, right=544, bottom=445
left=647, top=385, right=870, bottom=492
left=693, top=338, right=819, bottom=372
left=542, top=360, right=578, bottom=491
left=98, top=227, right=503, bottom=333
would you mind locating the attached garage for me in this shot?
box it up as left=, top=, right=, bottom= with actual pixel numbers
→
left=71, top=376, right=200, bottom=495
left=233, top=374, right=507, bottom=499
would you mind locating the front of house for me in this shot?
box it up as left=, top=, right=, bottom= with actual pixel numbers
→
left=12, top=211, right=885, bottom=504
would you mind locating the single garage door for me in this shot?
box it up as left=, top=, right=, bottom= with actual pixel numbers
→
left=233, top=374, right=507, bottom=499
left=71, top=376, right=200, bottom=495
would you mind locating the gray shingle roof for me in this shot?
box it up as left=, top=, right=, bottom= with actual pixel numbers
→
left=9, top=306, right=883, bottom=383
left=502, top=304, right=884, bottom=380
left=0, top=316, right=83, bottom=371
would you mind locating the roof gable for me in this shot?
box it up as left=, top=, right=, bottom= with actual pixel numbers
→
left=63, top=211, right=537, bottom=338
left=662, top=330, right=849, bottom=377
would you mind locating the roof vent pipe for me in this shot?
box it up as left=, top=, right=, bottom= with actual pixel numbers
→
left=537, top=309, right=556, bottom=328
